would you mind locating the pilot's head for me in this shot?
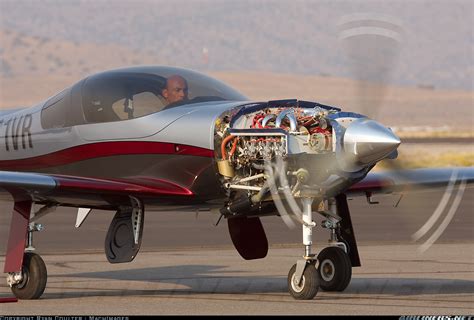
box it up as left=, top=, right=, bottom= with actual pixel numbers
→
left=162, top=75, right=189, bottom=104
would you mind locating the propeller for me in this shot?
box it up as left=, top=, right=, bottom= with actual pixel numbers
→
left=263, top=12, right=468, bottom=253
left=337, top=13, right=468, bottom=252
left=337, top=13, right=403, bottom=119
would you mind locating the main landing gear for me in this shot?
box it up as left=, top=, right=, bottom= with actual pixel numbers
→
left=4, top=198, right=145, bottom=300
left=6, top=218, right=47, bottom=300
left=287, top=196, right=357, bottom=300
left=9, top=251, right=47, bottom=300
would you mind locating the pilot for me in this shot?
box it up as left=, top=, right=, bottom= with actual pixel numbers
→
left=161, top=75, right=189, bottom=105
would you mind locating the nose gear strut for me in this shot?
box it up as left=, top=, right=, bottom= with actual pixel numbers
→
left=287, top=197, right=320, bottom=300
left=287, top=195, right=357, bottom=299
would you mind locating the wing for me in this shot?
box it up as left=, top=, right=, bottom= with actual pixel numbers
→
left=347, top=167, right=474, bottom=196
left=0, top=170, right=197, bottom=274
left=0, top=170, right=194, bottom=208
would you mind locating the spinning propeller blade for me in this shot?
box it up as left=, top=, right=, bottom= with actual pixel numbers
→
left=265, top=13, right=468, bottom=252
left=338, top=13, right=468, bottom=251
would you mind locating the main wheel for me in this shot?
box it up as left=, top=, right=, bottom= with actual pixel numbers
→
left=317, top=246, right=352, bottom=292
left=11, top=252, right=47, bottom=299
left=287, top=263, right=320, bottom=300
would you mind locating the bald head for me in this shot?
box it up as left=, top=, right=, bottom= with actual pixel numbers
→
left=162, top=75, right=189, bottom=104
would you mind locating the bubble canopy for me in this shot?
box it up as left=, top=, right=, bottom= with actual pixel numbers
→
left=41, top=66, right=249, bottom=128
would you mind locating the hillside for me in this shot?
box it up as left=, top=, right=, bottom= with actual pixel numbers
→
left=0, top=0, right=472, bottom=90
left=0, top=29, right=472, bottom=132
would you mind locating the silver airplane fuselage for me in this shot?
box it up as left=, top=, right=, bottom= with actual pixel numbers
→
left=0, top=66, right=400, bottom=211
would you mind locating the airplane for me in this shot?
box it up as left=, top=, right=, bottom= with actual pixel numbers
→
left=0, top=65, right=472, bottom=300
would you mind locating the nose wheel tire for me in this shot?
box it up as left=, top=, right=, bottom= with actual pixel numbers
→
left=11, top=252, right=47, bottom=300
left=317, top=246, right=352, bottom=292
left=287, top=263, right=320, bottom=300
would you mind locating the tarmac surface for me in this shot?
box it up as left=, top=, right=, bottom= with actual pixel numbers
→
left=0, top=187, right=473, bottom=315
left=0, top=244, right=473, bottom=315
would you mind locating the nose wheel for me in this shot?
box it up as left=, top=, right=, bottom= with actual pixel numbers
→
left=286, top=196, right=354, bottom=299
left=288, top=262, right=320, bottom=300
left=317, top=246, right=352, bottom=292
left=286, top=197, right=320, bottom=300
left=9, top=252, right=47, bottom=300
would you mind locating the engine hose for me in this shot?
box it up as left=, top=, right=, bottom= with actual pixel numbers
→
left=228, top=137, right=239, bottom=158
left=220, top=134, right=236, bottom=160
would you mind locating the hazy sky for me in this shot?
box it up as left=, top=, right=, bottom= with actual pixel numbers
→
left=1, top=0, right=472, bottom=89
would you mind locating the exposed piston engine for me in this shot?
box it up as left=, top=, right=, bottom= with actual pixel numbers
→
left=214, top=100, right=400, bottom=217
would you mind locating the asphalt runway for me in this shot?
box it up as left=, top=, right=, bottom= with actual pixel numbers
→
left=0, top=187, right=473, bottom=314
left=0, top=188, right=473, bottom=253
left=0, top=244, right=473, bottom=315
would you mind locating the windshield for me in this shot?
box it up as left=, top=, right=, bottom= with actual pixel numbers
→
left=81, top=66, right=248, bottom=123
left=152, top=66, right=248, bottom=105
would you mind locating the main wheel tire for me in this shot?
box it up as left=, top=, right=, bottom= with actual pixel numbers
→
left=317, top=246, right=352, bottom=292
left=11, top=252, right=47, bottom=299
left=287, top=263, right=320, bottom=300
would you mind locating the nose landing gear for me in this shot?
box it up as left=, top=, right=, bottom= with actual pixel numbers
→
left=287, top=197, right=320, bottom=300
left=288, top=261, right=319, bottom=300
left=317, top=246, right=352, bottom=292
left=286, top=196, right=355, bottom=300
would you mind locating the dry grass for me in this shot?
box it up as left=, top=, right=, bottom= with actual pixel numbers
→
left=376, top=151, right=474, bottom=170
left=395, top=130, right=474, bottom=139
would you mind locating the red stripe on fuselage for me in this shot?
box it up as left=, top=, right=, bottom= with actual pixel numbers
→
left=52, top=174, right=194, bottom=196
left=0, top=141, right=214, bottom=170
left=348, top=176, right=394, bottom=192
